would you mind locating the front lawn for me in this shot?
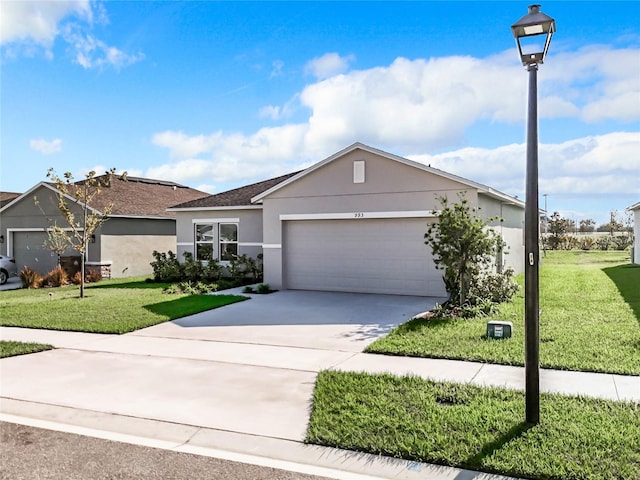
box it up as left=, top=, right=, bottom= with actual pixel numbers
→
left=366, top=251, right=640, bottom=375
left=307, top=370, right=640, bottom=480
left=0, top=341, right=54, bottom=358
left=0, top=277, right=247, bottom=334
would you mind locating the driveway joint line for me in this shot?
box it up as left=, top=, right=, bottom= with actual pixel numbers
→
left=126, top=333, right=360, bottom=353
left=54, top=347, right=327, bottom=374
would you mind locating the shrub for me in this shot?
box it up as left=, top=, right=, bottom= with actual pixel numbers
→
left=182, top=252, right=204, bottom=281
left=256, top=283, right=271, bottom=294
left=86, top=269, right=102, bottom=283
left=150, top=250, right=182, bottom=282
left=203, top=258, right=222, bottom=282
left=611, top=236, right=632, bottom=251
left=579, top=237, right=595, bottom=251
left=468, top=267, right=519, bottom=305
left=19, top=267, right=42, bottom=289
left=163, top=281, right=219, bottom=295
left=70, top=271, right=82, bottom=285
left=242, top=286, right=255, bottom=293
left=596, top=237, right=611, bottom=251
left=44, top=265, right=68, bottom=287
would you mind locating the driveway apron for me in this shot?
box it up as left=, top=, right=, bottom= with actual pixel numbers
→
left=0, top=291, right=440, bottom=442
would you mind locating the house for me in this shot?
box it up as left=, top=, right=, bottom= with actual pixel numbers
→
left=0, top=192, right=21, bottom=208
left=169, top=143, right=525, bottom=297
left=627, top=201, right=640, bottom=264
left=0, top=176, right=208, bottom=278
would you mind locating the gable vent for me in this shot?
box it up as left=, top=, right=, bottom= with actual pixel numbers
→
left=353, top=160, right=365, bottom=183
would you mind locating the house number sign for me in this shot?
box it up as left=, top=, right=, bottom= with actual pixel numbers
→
left=354, top=212, right=365, bottom=218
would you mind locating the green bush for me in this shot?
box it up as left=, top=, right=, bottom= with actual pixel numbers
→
left=150, top=250, right=183, bottom=282
left=256, top=283, right=271, bottom=294
left=611, top=236, right=632, bottom=250
left=469, top=267, right=519, bottom=305
left=182, top=252, right=205, bottom=281
left=595, top=237, right=611, bottom=251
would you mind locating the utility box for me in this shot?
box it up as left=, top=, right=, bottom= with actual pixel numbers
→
left=486, top=321, right=513, bottom=339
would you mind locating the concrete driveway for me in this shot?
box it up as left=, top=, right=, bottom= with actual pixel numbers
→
left=0, top=290, right=443, bottom=443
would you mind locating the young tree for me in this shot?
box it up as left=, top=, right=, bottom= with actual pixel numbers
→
left=547, top=212, right=573, bottom=249
left=578, top=219, right=595, bottom=233
left=43, top=227, right=71, bottom=267
left=424, top=194, right=504, bottom=306
left=40, top=168, right=124, bottom=298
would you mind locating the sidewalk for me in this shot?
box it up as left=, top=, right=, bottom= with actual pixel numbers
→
left=1, top=325, right=638, bottom=480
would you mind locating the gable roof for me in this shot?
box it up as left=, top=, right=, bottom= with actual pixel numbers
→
left=0, top=192, right=21, bottom=208
left=627, top=201, right=640, bottom=211
left=168, top=171, right=302, bottom=210
left=252, top=142, right=525, bottom=207
left=1, top=175, right=209, bottom=219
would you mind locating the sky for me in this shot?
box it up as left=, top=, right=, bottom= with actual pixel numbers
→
left=1, top=0, right=639, bottom=226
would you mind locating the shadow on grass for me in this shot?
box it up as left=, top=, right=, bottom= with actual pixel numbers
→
left=143, top=294, right=247, bottom=320
left=603, top=264, right=640, bottom=322
left=88, top=280, right=168, bottom=290
left=464, top=421, right=534, bottom=468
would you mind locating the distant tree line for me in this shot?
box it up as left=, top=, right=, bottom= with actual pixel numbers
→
left=542, top=210, right=633, bottom=251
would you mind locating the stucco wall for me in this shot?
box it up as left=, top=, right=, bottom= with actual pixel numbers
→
left=174, top=208, right=263, bottom=262
left=261, top=149, right=484, bottom=289
left=100, top=234, right=176, bottom=277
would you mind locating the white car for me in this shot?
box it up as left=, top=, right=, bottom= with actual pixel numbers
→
left=0, top=255, right=18, bottom=285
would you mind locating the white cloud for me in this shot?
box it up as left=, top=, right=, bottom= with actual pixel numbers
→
left=148, top=47, right=638, bottom=200
left=0, top=0, right=90, bottom=46
left=29, top=138, right=62, bottom=155
left=304, top=53, right=355, bottom=80
left=1, top=1, right=143, bottom=69
left=409, top=132, right=640, bottom=197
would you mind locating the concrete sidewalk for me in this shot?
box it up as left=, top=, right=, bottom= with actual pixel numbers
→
left=1, top=289, right=638, bottom=480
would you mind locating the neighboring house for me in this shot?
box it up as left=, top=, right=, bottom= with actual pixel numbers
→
left=0, top=192, right=21, bottom=208
left=628, top=201, right=640, bottom=264
left=169, top=143, right=525, bottom=297
left=0, top=176, right=208, bottom=278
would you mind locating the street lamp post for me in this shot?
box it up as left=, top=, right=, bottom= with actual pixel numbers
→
left=511, top=4, right=556, bottom=425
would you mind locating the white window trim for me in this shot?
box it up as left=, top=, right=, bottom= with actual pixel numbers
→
left=218, top=223, right=239, bottom=262
left=6, top=227, right=85, bottom=258
left=192, top=221, right=240, bottom=262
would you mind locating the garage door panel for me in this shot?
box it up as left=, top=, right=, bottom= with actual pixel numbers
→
left=13, top=232, right=77, bottom=275
left=284, top=219, right=446, bottom=296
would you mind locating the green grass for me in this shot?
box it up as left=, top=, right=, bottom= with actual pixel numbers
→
left=366, top=251, right=640, bottom=375
left=0, top=276, right=248, bottom=334
left=307, top=370, right=640, bottom=480
left=0, top=341, right=54, bottom=358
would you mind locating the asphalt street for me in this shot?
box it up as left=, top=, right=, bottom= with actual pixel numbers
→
left=0, top=422, right=333, bottom=480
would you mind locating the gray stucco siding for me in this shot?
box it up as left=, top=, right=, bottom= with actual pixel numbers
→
left=174, top=209, right=263, bottom=262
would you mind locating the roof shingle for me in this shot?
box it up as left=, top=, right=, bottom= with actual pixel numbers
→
left=68, top=175, right=209, bottom=218
left=170, top=171, right=302, bottom=209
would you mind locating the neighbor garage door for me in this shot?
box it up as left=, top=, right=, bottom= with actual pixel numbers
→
left=12, top=231, right=75, bottom=275
left=283, top=218, right=447, bottom=296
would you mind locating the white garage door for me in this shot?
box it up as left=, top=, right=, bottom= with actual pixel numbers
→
left=284, top=219, right=446, bottom=296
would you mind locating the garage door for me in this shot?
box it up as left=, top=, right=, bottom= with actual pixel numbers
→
left=284, top=219, right=447, bottom=296
left=13, top=231, right=76, bottom=275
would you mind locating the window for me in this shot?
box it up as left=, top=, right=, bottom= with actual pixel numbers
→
left=219, top=223, right=238, bottom=261
left=195, top=224, right=214, bottom=261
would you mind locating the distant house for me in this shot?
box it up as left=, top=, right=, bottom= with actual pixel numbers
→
left=0, top=192, right=21, bottom=208
left=0, top=176, right=208, bottom=278
left=169, top=143, right=525, bottom=297
left=628, top=201, right=640, bottom=264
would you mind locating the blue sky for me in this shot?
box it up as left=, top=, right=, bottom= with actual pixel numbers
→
left=1, top=1, right=638, bottom=226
